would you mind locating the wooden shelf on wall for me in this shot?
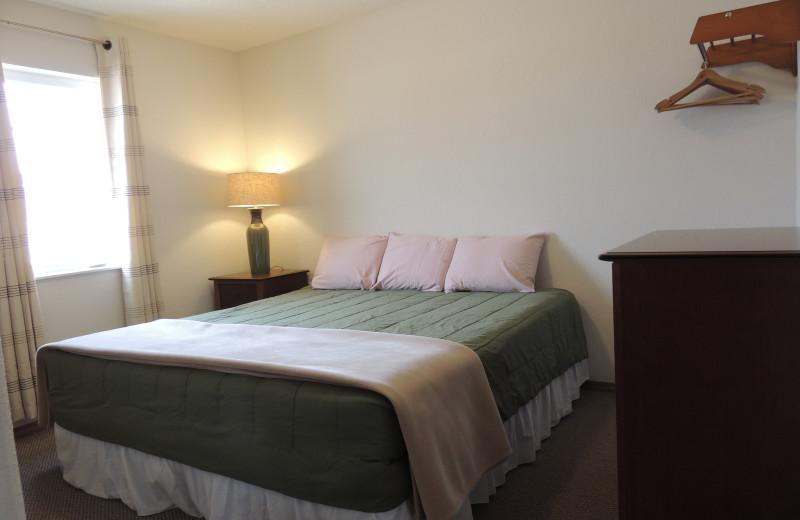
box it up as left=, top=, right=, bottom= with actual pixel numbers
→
left=690, top=0, right=800, bottom=76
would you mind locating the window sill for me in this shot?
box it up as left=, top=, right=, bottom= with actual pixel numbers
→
left=35, top=265, right=121, bottom=281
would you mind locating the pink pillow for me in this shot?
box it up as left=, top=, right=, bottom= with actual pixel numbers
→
left=372, top=233, right=457, bottom=291
left=444, top=233, right=546, bottom=293
left=311, top=236, right=388, bottom=290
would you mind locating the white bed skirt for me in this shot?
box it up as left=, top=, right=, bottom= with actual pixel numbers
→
left=55, top=359, right=589, bottom=520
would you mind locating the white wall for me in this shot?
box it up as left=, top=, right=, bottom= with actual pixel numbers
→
left=1, top=0, right=250, bottom=344
left=101, top=23, right=251, bottom=320
left=239, top=0, right=798, bottom=383
left=0, top=351, right=26, bottom=520
left=0, top=0, right=796, bottom=377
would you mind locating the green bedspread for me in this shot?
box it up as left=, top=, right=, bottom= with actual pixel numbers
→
left=44, top=287, right=587, bottom=513
left=191, top=287, right=588, bottom=421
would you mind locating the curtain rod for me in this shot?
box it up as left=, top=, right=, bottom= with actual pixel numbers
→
left=0, top=18, right=111, bottom=50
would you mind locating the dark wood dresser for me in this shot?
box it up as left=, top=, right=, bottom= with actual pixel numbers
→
left=599, top=227, right=800, bottom=520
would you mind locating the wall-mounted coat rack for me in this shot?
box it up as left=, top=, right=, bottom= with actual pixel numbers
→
left=690, top=0, right=800, bottom=76
left=655, top=0, right=799, bottom=112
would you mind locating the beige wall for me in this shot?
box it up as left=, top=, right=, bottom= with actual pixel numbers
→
left=1, top=0, right=249, bottom=343
left=0, top=351, right=25, bottom=519
left=238, top=0, right=798, bottom=383
left=0, top=0, right=797, bottom=381
left=106, top=25, right=250, bottom=320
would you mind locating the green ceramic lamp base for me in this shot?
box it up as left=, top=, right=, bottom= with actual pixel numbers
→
left=246, top=208, right=270, bottom=276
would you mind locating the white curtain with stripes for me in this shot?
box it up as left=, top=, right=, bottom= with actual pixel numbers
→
left=0, top=65, right=45, bottom=423
left=96, top=37, right=165, bottom=325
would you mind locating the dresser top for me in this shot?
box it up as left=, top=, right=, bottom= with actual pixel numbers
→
left=599, top=227, right=800, bottom=260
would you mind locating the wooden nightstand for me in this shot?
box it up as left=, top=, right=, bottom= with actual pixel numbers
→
left=209, top=269, right=309, bottom=310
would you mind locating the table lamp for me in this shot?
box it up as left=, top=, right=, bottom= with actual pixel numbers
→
left=227, top=172, right=280, bottom=276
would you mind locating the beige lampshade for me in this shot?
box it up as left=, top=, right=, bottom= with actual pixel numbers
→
left=227, top=172, right=280, bottom=207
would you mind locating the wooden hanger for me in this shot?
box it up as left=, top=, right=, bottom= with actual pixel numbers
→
left=655, top=69, right=765, bottom=112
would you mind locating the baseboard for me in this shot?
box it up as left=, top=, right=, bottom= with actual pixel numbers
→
left=582, top=380, right=616, bottom=392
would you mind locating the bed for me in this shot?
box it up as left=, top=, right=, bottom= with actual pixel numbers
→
left=36, top=234, right=589, bottom=520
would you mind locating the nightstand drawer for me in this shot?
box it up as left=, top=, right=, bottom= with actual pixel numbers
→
left=209, top=269, right=309, bottom=310
left=217, top=283, right=258, bottom=309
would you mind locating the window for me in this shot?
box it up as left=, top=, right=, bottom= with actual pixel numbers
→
left=3, top=64, right=126, bottom=277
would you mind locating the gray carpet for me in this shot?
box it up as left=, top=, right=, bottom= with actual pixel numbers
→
left=16, top=389, right=617, bottom=520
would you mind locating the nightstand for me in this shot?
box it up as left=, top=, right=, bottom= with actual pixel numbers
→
left=209, top=269, right=309, bottom=310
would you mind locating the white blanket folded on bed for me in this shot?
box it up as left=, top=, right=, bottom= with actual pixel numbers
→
left=36, top=319, right=512, bottom=520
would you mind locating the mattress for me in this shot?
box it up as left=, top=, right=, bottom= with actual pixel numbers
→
left=43, top=287, right=587, bottom=514
left=54, top=359, right=590, bottom=520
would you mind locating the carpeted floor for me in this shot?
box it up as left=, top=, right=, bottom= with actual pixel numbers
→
left=16, top=389, right=617, bottom=520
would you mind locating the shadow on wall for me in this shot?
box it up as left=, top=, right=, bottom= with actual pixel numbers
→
left=537, top=233, right=612, bottom=383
